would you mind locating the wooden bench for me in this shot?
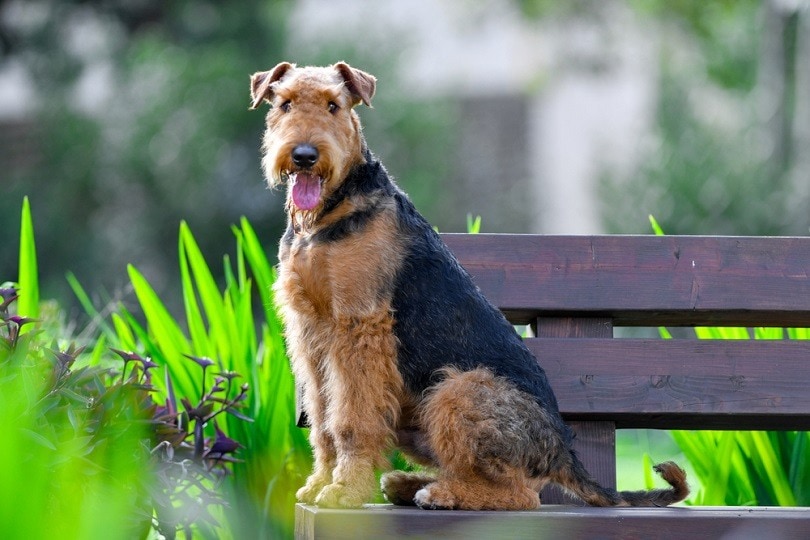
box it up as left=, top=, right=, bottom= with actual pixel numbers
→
left=296, top=234, right=810, bottom=539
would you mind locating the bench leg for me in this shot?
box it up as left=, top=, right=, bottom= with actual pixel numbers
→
left=542, top=421, right=617, bottom=505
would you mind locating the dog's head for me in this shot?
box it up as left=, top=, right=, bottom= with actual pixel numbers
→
left=250, top=62, right=376, bottom=219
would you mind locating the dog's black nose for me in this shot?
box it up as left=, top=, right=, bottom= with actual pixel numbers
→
left=292, top=144, right=319, bottom=168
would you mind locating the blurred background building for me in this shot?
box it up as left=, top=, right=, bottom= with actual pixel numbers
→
left=1, top=0, right=809, bottom=311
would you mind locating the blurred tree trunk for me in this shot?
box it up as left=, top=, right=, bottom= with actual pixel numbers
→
left=760, top=0, right=798, bottom=181
left=760, top=0, right=810, bottom=234
left=794, top=6, right=810, bottom=233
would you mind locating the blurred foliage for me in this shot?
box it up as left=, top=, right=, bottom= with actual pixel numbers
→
left=627, top=0, right=762, bottom=91
left=600, top=66, right=784, bottom=235
left=517, top=0, right=807, bottom=236
left=3, top=198, right=257, bottom=539
left=518, top=0, right=761, bottom=91
left=0, top=0, right=291, bottom=308
left=1, top=309, right=153, bottom=540
left=598, top=0, right=808, bottom=235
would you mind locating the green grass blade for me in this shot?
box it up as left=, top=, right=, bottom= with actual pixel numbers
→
left=17, top=197, right=39, bottom=319
left=466, top=213, right=481, bottom=234
left=66, top=271, right=116, bottom=338
left=705, top=432, right=735, bottom=505
left=695, top=326, right=749, bottom=339
left=236, top=217, right=277, bottom=314
left=128, top=264, right=188, bottom=358
left=111, top=313, right=137, bottom=352
left=641, top=453, right=654, bottom=489
left=737, top=431, right=796, bottom=506
left=127, top=264, right=196, bottom=395
left=753, top=327, right=783, bottom=340
left=788, top=327, right=809, bottom=340
left=179, top=227, right=212, bottom=357
left=648, top=214, right=665, bottom=236
left=788, top=432, right=809, bottom=505
left=66, top=272, right=98, bottom=319
left=87, top=334, right=107, bottom=367
left=180, top=222, right=230, bottom=363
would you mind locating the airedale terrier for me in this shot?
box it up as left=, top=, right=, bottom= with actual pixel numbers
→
left=249, top=62, right=689, bottom=510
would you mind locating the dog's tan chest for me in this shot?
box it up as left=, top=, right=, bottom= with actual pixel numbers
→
left=281, top=236, right=334, bottom=318
left=282, top=209, right=405, bottom=320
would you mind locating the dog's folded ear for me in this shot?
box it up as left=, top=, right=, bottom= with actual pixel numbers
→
left=249, top=62, right=294, bottom=110
left=334, top=62, right=376, bottom=108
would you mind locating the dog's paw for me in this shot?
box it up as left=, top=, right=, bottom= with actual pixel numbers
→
left=296, top=475, right=331, bottom=504
left=413, top=484, right=455, bottom=510
left=314, top=482, right=367, bottom=509
left=296, top=484, right=320, bottom=505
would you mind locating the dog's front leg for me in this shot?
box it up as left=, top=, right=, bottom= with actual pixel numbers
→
left=295, top=366, right=337, bottom=504
left=314, top=311, right=403, bottom=508
left=283, top=315, right=338, bottom=504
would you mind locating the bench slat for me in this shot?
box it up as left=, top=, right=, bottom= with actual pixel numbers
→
left=528, top=338, right=810, bottom=429
left=296, top=504, right=810, bottom=540
left=442, top=234, right=810, bottom=327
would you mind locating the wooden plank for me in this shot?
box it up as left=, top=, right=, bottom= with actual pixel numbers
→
left=535, top=317, right=616, bottom=504
left=297, top=334, right=810, bottom=429
left=296, top=504, right=810, bottom=540
left=526, top=338, right=810, bottom=429
left=441, top=234, right=810, bottom=327
left=535, top=317, right=613, bottom=338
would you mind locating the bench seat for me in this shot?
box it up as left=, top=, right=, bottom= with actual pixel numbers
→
left=296, top=504, right=810, bottom=539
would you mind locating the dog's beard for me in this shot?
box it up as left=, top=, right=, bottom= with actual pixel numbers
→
left=284, top=172, right=325, bottom=232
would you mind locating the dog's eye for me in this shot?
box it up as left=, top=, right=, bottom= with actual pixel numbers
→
left=280, top=100, right=292, bottom=112
left=327, top=101, right=339, bottom=114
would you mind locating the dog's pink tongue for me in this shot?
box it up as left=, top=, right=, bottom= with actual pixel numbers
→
left=291, top=173, right=322, bottom=210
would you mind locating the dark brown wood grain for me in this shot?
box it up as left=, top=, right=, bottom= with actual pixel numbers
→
left=442, top=234, right=810, bottom=327
left=527, top=338, right=810, bottom=429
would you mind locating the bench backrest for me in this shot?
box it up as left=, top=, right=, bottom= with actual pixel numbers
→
left=441, top=233, right=810, bottom=501
left=442, top=233, right=810, bottom=432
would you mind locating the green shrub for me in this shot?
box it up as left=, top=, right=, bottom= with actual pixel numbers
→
left=3, top=199, right=262, bottom=539
left=1, top=198, right=150, bottom=539
left=73, top=217, right=310, bottom=537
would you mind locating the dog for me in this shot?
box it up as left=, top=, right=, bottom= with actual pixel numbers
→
left=249, top=61, right=689, bottom=510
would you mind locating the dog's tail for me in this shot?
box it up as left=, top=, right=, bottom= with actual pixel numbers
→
left=554, top=454, right=689, bottom=507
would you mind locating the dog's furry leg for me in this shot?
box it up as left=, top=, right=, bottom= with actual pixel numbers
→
left=295, top=377, right=336, bottom=504
left=314, top=311, right=403, bottom=508
left=289, top=342, right=336, bottom=503
left=274, top=277, right=337, bottom=504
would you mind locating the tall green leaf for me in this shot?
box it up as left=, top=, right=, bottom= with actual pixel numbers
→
left=17, top=197, right=39, bottom=320
left=180, top=221, right=231, bottom=363
left=126, top=264, right=197, bottom=396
